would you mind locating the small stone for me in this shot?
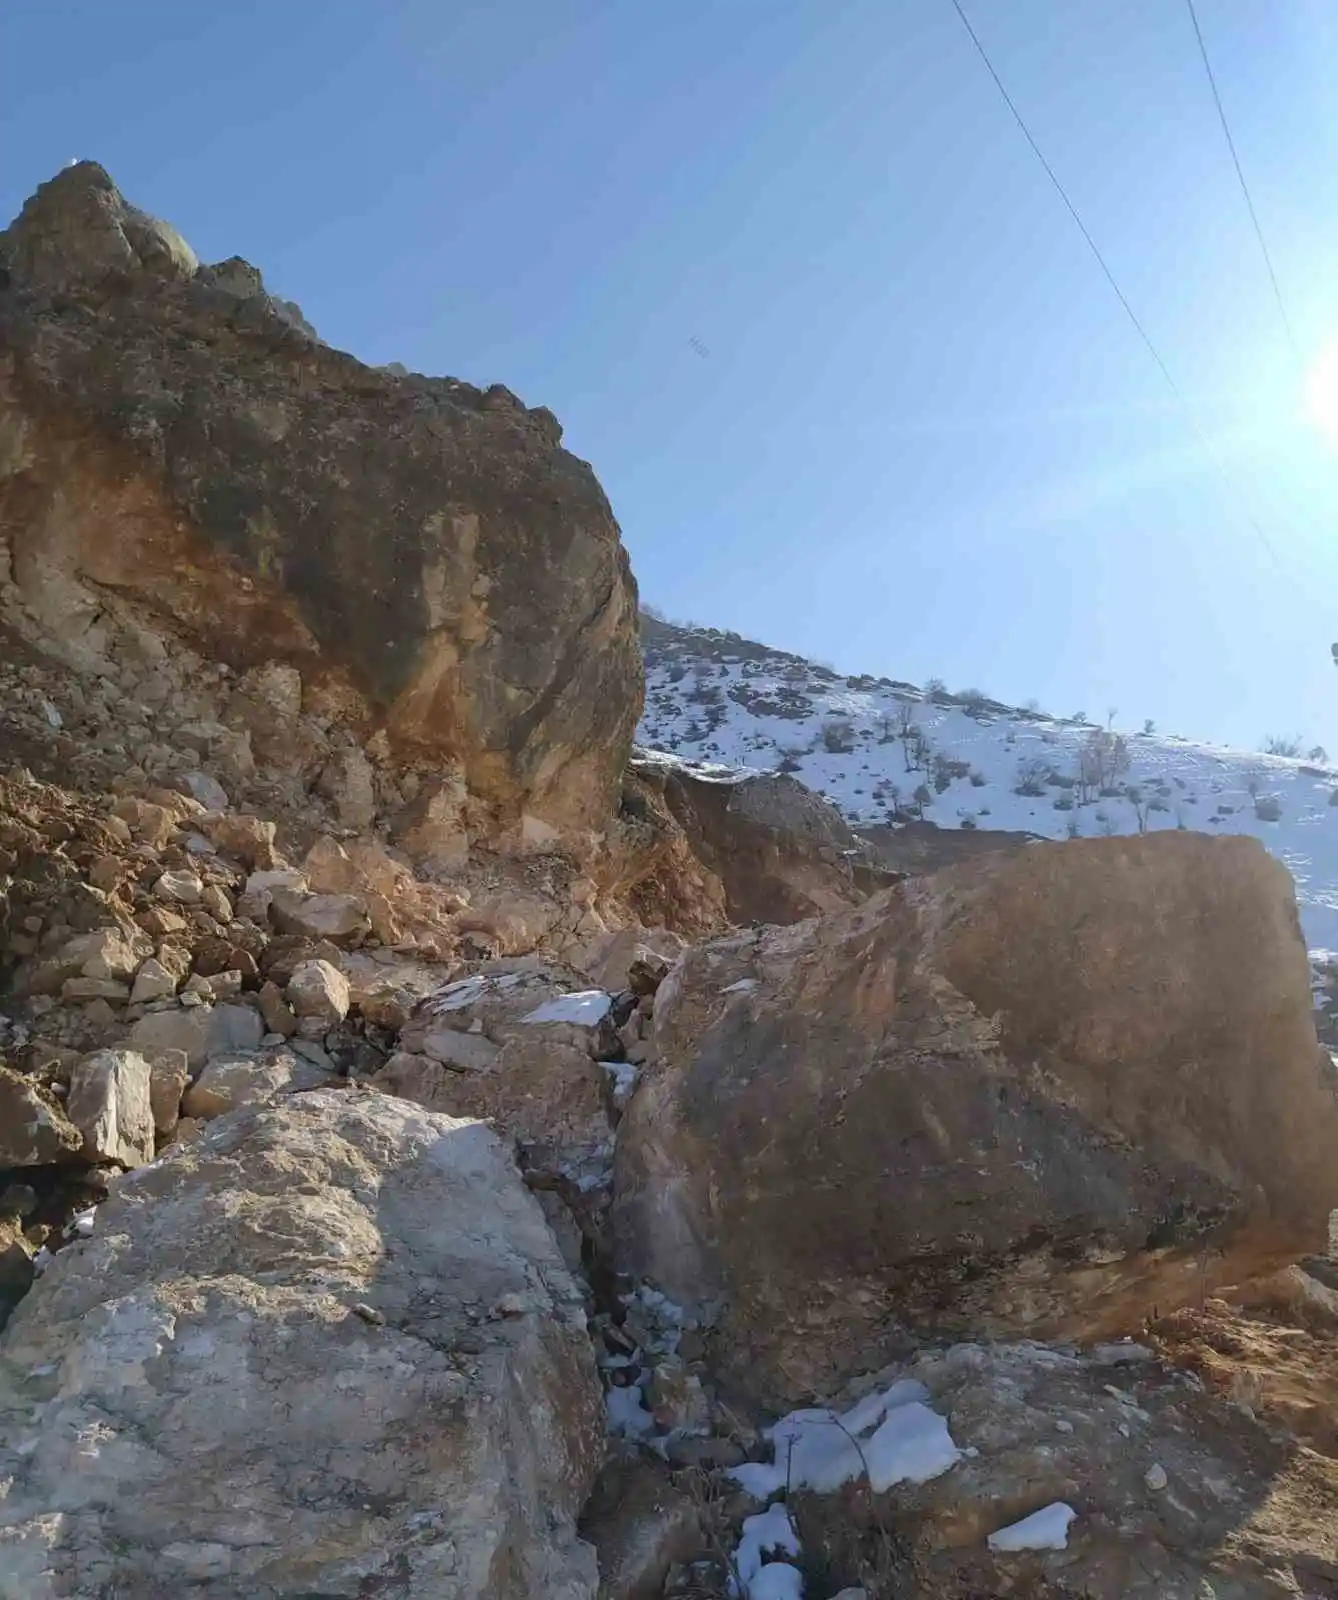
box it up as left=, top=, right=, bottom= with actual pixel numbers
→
left=179, top=990, right=204, bottom=1008
left=257, top=981, right=298, bottom=1038
left=200, top=883, right=233, bottom=923
left=207, top=970, right=243, bottom=1000
left=130, top=957, right=178, bottom=1005
left=1144, top=1463, right=1168, bottom=1491
left=182, top=770, right=229, bottom=811
left=148, top=1049, right=190, bottom=1136
left=352, top=1302, right=386, bottom=1326
left=286, top=959, right=350, bottom=1026
left=205, top=814, right=280, bottom=871
left=493, top=1292, right=528, bottom=1319
left=154, top=869, right=203, bottom=905
left=138, top=906, right=189, bottom=937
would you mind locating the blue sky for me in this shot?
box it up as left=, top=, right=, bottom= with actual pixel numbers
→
left=6, top=0, right=1338, bottom=750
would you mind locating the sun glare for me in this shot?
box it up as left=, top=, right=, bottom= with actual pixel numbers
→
left=1303, top=345, right=1338, bottom=446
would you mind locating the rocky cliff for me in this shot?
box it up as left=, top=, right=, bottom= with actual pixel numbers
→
left=0, top=163, right=642, bottom=850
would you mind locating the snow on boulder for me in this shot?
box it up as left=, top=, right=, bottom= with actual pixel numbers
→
left=398, top=959, right=612, bottom=1058
left=615, top=833, right=1338, bottom=1407
left=0, top=1090, right=604, bottom=1595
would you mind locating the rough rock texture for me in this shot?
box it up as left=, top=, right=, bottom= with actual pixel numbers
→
left=782, top=1339, right=1338, bottom=1600
left=65, top=1047, right=155, bottom=1167
left=0, top=1090, right=604, bottom=1597
left=628, top=751, right=893, bottom=926
left=614, top=833, right=1338, bottom=1406
left=580, top=1455, right=701, bottom=1600
left=0, top=1065, right=80, bottom=1166
left=178, top=1046, right=333, bottom=1120
left=0, top=162, right=642, bottom=841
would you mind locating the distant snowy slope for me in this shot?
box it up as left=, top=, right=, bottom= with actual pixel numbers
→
left=637, top=615, right=1338, bottom=955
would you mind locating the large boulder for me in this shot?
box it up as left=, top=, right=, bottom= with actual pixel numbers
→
left=614, top=833, right=1338, bottom=1407
left=0, top=1090, right=604, bottom=1596
left=627, top=751, right=893, bottom=926
left=0, top=162, right=641, bottom=837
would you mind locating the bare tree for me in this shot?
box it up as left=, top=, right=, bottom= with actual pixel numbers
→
left=1126, top=784, right=1150, bottom=834
left=1076, top=728, right=1130, bottom=803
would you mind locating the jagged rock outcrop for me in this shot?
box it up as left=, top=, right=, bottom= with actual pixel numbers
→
left=614, top=833, right=1338, bottom=1407
left=0, top=162, right=641, bottom=844
left=0, top=1090, right=604, bottom=1597
left=627, top=751, right=893, bottom=927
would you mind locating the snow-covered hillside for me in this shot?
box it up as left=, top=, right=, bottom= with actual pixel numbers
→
left=638, top=616, right=1338, bottom=955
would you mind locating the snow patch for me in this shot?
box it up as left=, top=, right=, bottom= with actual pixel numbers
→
left=732, top=1379, right=959, bottom=1498
left=520, top=990, right=612, bottom=1026
left=988, top=1502, right=1077, bottom=1552
left=605, top=1384, right=655, bottom=1439
left=734, top=1503, right=802, bottom=1594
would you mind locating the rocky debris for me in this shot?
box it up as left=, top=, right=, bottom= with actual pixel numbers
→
left=615, top=833, right=1338, bottom=1407
left=65, top=1047, right=155, bottom=1166
left=577, top=926, right=685, bottom=996
left=1, top=161, right=642, bottom=842
left=0, top=1090, right=605, bottom=1595
left=179, top=1045, right=333, bottom=1120
left=398, top=959, right=611, bottom=1060
left=0, top=1064, right=80, bottom=1165
left=628, top=750, right=894, bottom=926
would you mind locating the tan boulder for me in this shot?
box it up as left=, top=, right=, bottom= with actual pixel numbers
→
left=66, top=1048, right=155, bottom=1167
left=269, top=887, right=371, bottom=945
left=614, top=834, right=1338, bottom=1406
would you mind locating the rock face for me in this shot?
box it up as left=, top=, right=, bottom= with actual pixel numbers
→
left=614, top=833, right=1338, bottom=1406
left=0, top=1090, right=604, bottom=1597
left=0, top=162, right=642, bottom=839
left=628, top=751, right=892, bottom=926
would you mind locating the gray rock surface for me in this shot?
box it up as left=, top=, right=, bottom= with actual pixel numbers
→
left=0, top=1090, right=604, bottom=1596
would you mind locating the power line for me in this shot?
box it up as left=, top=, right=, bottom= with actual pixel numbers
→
left=944, top=0, right=1292, bottom=582
left=1183, top=0, right=1301, bottom=368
